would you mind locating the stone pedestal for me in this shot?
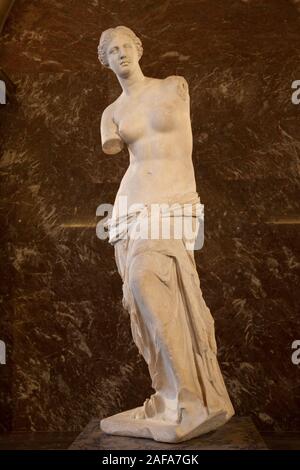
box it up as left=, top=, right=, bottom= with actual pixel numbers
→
left=69, top=416, right=268, bottom=450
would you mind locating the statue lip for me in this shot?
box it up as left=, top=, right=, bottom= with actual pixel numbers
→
left=120, top=60, right=130, bottom=66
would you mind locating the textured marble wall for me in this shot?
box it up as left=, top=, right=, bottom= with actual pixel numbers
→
left=0, top=0, right=299, bottom=433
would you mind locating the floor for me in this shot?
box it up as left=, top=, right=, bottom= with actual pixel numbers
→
left=1, top=432, right=300, bottom=450
left=0, top=426, right=300, bottom=450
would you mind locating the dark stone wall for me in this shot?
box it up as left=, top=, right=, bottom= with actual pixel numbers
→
left=0, top=0, right=299, bottom=432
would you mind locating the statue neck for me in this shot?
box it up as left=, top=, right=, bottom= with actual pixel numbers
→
left=117, top=67, right=146, bottom=96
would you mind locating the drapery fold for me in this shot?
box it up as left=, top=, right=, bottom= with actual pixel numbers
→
left=101, top=191, right=235, bottom=442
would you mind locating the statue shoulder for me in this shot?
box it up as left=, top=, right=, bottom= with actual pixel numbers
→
left=164, top=75, right=189, bottom=101
left=102, top=100, right=118, bottom=121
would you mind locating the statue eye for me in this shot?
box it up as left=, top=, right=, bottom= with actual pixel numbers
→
left=109, top=47, right=118, bottom=54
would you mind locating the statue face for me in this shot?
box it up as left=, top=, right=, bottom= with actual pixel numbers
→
left=106, top=32, right=140, bottom=77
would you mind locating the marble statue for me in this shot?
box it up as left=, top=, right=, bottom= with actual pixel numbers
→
left=98, top=25, right=235, bottom=443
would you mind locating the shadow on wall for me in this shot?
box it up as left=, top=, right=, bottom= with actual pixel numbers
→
left=0, top=1, right=17, bottom=103
left=0, top=0, right=15, bottom=33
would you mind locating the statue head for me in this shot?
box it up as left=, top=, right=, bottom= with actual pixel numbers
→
left=97, top=26, right=143, bottom=77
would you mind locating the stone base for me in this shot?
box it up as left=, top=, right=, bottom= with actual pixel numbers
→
left=100, top=407, right=230, bottom=443
left=69, top=416, right=268, bottom=450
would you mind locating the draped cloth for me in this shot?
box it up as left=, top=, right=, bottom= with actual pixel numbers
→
left=100, top=191, right=235, bottom=443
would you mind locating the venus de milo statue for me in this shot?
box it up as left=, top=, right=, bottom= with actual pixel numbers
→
left=97, top=25, right=235, bottom=443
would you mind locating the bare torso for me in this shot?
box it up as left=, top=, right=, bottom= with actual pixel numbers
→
left=101, top=76, right=197, bottom=211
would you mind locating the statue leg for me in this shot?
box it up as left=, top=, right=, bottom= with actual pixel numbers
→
left=127, top=250, right=205, bottom=418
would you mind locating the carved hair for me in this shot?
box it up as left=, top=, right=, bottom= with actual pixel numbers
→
left=97, top=26, right=143, bottom=68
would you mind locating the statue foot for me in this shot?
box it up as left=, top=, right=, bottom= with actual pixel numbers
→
left=128, top=393, right=159, bottom=420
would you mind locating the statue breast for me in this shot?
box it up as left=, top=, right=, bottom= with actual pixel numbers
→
left=117, top=89, right=184, bottom=145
